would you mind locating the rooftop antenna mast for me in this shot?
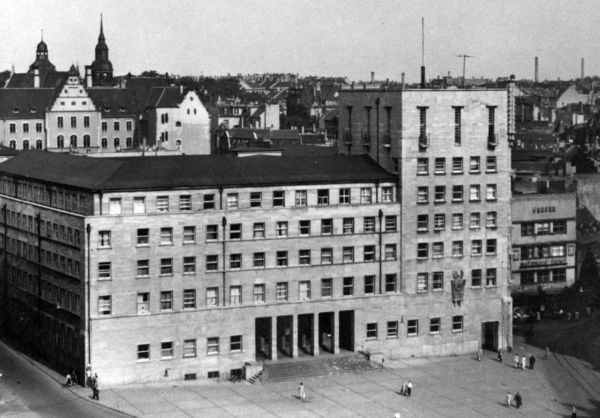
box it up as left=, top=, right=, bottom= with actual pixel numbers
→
left=420, top=17, right=425, bottom=88
left=456, top=54, right=474, bottom=88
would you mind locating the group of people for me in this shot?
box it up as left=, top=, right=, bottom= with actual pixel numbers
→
left=64, top=369, right=78, bottom=387
left=400, top=380, right=413, bottom=397
left=65, top=365, right=100, bottom=401
left=513, top=353, right=535, bottom=370
left=506, top=391, right=523, bottom=408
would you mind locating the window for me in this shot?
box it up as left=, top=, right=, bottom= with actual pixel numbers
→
left=98, top=295, right=111, bottom=315
left=253, top=252, right=265, bottom=268
left=250, top=192, right=262, bottom=207
left=434, top=158, right=445, bottom=174
left=454, top=106, right=462, bottom=145
left=137, top=292, right=150, bottom=314
left=417, top=273, right=428, bottom=292
left=161, top=341, right=174, bottom=359
left=364, top=217, right=375, bottom=233
left=488, top=106, right=496, bottom=143
left=417, top=214, right=428, bottom=232
left=321, top=248, right=333, bottom=264
left=299, top=220, right=311, bottom=236
left=360, top=187, right=372, bottom=204
left=471, top=269, right=482, bottom=287
left=230, top=286, right=242, bottom=305
left=57, top=135, right=65, bottom=149
left=342, top=247, right=354, bottom=263
left=343, top=277, right=354, bottom=296
left=229, top=223, right=242, bottom=240
left=108, top=198, right=122, bottom=215
left=452, top=214, right=463, bottom=230
left=470, top=213, right=481, bottom=229
left=382, top=186, right=393, bottom=202
left=253, top=284, right=265, bottom=303
left=101, top=137, right=107, bottom=148
left=432, top=271, right=443, bottom=290
left=486, top=156, right=497, bottom=172
left=183, top=256, right=196, bottom=274
left=417, top=158, right=428, bottom=175
left=299, top=281, right=311, bottom=300
left=451, top=185, right=464, bottom=202
left=317, top=189, right=329, bottom=205
left=155, top=196, right=170, bottom=212
left=98, top=262, right=111, bottom=280
left=36, top=139, right=43, bottom=149
left=98, top=230, right=111, bottom=248
left=160, top=258, right=173, bottom=275
left=160, top=227, right=173, bottom=245
left=23, top=123, right=29, bottom=133
left=299, top=249, right=311, bottom=265
left=137, top=259, right=150, bottom=277
left=230, top=335, right=242, bottom=352
left=472, top=240, right=482, bottom=256
left=366, top=323, right=377, bottom=339
left=321, top=219, right=333, bottom=235
left=486, top=239, right=497, bottom=255
left=36, top=122, right=42, bottom=133
left=295, top=190, right=307, bottom=206
left=551, top=245, right=565, bottom=257
left=469, top=156, right=480, bottom=173
left=418, top=106, right=427, bottom=144
left=469, top=185, right=480, bottom=201
left=364, top=275, right=375, bottom=294
left=179, top=195, right=191, bottom=211
left=387, top=321, right=398, bottom=338
left=204, top=225, right=217, bottom=242
left=207, top=337, right=219, bottom=354
left=339, top=188, right=351, bottom=204
left=183, top=339, right=196, bottom=357
left=364, top=245, right=376, bottom=262
left=417, top=187, right=429, bottom=204
left=553, top=269, right=566, bottom=282
left=486, top=184, right=497, bottom=201
left=183, top=289, right=196, bottom=309
left=252, top=222, right=265, bottom=239
left=203, top=194, right=215, bottom=209
left=133, top=197, right=146, bottom=214
left=452, top=157, right=463, bottom=173
left=452, top=315, right=463, bottom=332
left=276, top=221, right=288, bottom=237
left=276, top=251, right=288, bottom=267
left=206, top=255, right=218, bottom=271
left=433, top=214, right=445, bottom=230
left=385, top=244, right=397, bottom=260
left=57, top=117, right=63, bottom=128
left=486, top=268, right=497, bottom=286
left=385, top=274, right=397, bottom=292
left=206, top=287, right=218, bottom=307
left=137, top=344, right=150, bottom=361
left=434, top=186, right=446, bottom=203
left=432, top=242, right=444, bottom=258
left=321, top=278, right=333, bottom=297
left=452, top=241, right=463, bottom=257
left=273, top=190, right=285, bottom=207
left=183, top=226, right=195, bottom=243
left=417, top=243, right=428, bottom=259
left=385, top=216, right=397, bottom=231
left=276, top=282, right=288, bottom=301
left=486, top=211, right=497, bottom=228
left=407, top=319, right=418, bottom=336
left=114, top=121, right=120, bottom=131
left=229, top=254, right=242, bottom=269
left=226, top=193, right=238, bottom=209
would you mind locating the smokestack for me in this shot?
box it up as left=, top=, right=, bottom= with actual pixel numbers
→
left=401, top=72, right=405, bottom=89
left=581, top=58, right=585, bottom=79
left=421, top=67, right=426, bottom=88
left=420, top=17, right=426, bottom=88
left=33, top=66, right=40, bottom=88
left=371, top=72, right=375, bottom=83
left=534, top=57, right=539, bottom=83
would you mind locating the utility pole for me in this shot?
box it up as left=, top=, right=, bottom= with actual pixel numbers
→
left=456, top=54, right=474, bottom=88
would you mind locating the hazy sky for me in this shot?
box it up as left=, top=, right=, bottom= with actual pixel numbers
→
left=1, top=0, right=599, bottom=82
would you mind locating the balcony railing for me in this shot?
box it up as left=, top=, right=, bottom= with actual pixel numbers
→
left=418, top=133, right=430, bottom=150
left=488, top=131, right=498, bottom=149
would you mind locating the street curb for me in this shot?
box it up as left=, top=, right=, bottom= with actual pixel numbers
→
left=0, top=338, right=136, bottom=417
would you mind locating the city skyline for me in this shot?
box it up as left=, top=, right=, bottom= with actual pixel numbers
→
left=2, top=1, right=600, bottom=82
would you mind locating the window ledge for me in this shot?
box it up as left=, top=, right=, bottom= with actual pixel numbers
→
left=136, top=359, right=150, bottom=363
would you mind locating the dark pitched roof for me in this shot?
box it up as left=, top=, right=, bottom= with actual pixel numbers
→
left=267, top=129, right=302, bottom=142
left=146, top=87, right=184, bottom=108
left=87, top=88, right=138, bottom=117
left=577, top=207, right=599, bottom=226
left=6, top=71, right=68, bottom=89
left=124, top=77, right=170, bottom=111
left=229, top=128, right=269, bottom=141
left=0, top=151, right=396, bottom=191
left=0, top=88, right=56, bottom=119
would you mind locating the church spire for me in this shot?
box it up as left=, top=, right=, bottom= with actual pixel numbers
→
left=99, top=13, right=105, bottom=42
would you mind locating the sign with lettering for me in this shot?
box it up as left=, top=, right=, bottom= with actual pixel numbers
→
left=532, top=206, right=555, bottom=214
left=519, top=257, right=566, bottom=268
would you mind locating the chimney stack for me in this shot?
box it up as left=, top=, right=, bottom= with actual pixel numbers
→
left=85, top=65, right=92, bottom=88
left=534, top=57, right=539, bottom=83
left=33, top=66, right=40, bottom=88
left=581, top=58, right=585, bottom=79
left=401, top=72, right=405, bottom=89
left=371, top=72, right=375, bottom=83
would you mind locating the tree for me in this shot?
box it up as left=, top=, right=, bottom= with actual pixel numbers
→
left=578, top=249, right=600, bottom=308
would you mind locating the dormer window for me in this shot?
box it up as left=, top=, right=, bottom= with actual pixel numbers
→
left=175, top=121, right=181, bottom=127
left=104, top=107, right=110, bottom=112
left=119, top=107, right=126, bottom=112
left=12, top=108, right=19, bottom=113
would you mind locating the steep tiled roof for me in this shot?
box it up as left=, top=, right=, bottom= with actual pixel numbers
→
left=147, top=87, right=185, bottom=108
left=87, top=88, right=138, bottom=117
left=6, top=71, right=68, bottom=89
left=0, top=88, right=56, bottom=119
left=124, top=77, right=170, bottom=111
left=0, top=151, right=396, bottom=191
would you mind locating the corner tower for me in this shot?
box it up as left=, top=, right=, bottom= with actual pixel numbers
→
left=28, top=31, right=56, bottom=73
left=91, top=14, right=114, bottom=85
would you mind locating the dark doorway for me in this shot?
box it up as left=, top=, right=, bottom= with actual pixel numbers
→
left=298, top=314, right=314, bottom=355
left=255, top=317, right=272, bottom=360
left=339, top=310, right=354, bottom=351
left=318, top=312, right=334, bottom=353
left=482, top=321, right=499, bottom=351
left=277, top=315, right=293, bottom=358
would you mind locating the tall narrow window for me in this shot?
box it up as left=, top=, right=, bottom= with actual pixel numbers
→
left=454, top=106, right=462, bottom=145
left=345, top=106, right=353, bottom=143
left=385, top=106, right=392, bottom=145
left=418, top=106, right=428, bottom=148
left=363, top=106, right=372, bottom=145
left=487, top=106, right=496, bottom=146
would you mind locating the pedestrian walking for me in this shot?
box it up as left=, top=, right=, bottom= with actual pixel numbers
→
left=400, top=381, right=408, bottom=396
left=406, top=380, right=413, bottom=397
left=497, top=349, right=503, bottom=362
left=513, top=354, right=519, bottom=368
left=545, top=346, right=550, bottom=359
left=514, top=391, right=522, bottom=409
left=65, top=372, right=72, bottom=387
left=91, top=373, right=100, bottom=400
left=298, top=382, right=306, bottom=402
left=571, top=405, right=577, bottom=418
left=85, top=364, right=92, bottom=388
left=506, top=392, right=512, bottom=408
left=529, top=355, right=535, bottom=370
left=476, top=348, right=482, bottom=361
left=71, top=369, right=78, bottom=386
left=521, top=355, right=526, bottom=370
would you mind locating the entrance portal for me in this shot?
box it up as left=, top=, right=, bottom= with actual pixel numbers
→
left=298, top=314, right=314, bottom=355
left=277, top=315, right=293, bottom=358
left=482, top=321, right=499, bottom=351
left=255, top=317, right=272, bottom=360
left=339, top=310, right=354, bottom=352
left=318, top=312, right=334, bottom=353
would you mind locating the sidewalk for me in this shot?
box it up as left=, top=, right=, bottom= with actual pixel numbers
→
left=20, top=336, right=600, bottom=417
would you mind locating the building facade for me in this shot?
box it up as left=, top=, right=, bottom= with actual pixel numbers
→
left=511, top=193, right=577, bottom=294
left=338, top=86, right=514, bottom=354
